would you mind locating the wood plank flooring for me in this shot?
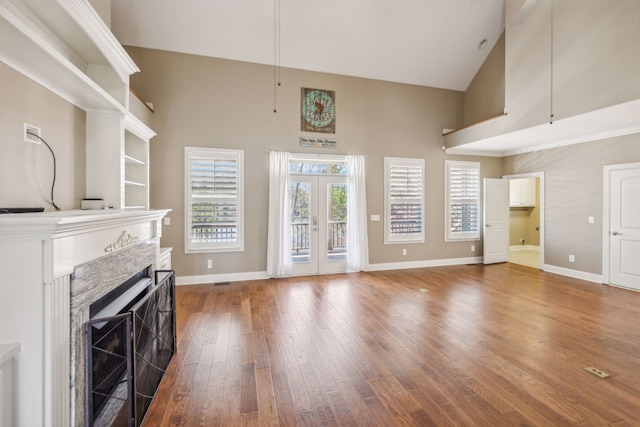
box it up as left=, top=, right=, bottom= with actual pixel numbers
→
left=143, top=263, right=640, bottom=426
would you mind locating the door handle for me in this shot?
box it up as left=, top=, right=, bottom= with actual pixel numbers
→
left=312, top=216, right=318, bottom=231
left=612, top=231, right=623, bottom=235
left=485, top=224, right=492, bottom=227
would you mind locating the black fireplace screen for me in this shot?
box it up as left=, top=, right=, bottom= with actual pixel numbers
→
left=86, top=270, right=176, bottom=427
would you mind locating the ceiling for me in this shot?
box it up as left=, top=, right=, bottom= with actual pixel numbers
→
left=109, top=0, right=505, bottom=92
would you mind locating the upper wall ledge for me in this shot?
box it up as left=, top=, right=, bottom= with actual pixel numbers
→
left=0, top=0, right=138, bottom=112
left=444, top=99, right=640, bottom=157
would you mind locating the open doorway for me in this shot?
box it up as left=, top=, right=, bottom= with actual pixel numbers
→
left=506, top=173, right=544, bottom=269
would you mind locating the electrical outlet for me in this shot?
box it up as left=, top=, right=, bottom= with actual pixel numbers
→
left=164, top=217, right=171, bottom=226
left=569, top=254, right=575, bottom=263
left=207, top=259, right=213, bottom=269
left=402, top=248, right=407, bottom=256
left=471, top=244, right=475, bottom=252
left=24, top=123, right=41, bottom=143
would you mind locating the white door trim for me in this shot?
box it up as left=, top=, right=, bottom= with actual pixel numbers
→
left=602, top=162, right=640, bottom=285
left=503, top=172, right=545, bottom=270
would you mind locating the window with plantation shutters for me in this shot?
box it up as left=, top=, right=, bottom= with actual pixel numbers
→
left=185, top=147, right=244, bottom=252
left=445, top=160, right=480, bottom=241
left=384, top=157, right=425, bottom=244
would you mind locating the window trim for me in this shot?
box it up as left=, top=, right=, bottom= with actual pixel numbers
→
left=184, top=147, right=244, bottom=253
left=384, top=157, right=425, bottom=245
left=445, top=160, right=480, bottom=242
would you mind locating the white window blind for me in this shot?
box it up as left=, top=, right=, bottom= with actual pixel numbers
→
left=445, top=160, right=480, bottom=241
left=384, top=157, right=425, bottom=244
left=185, top=147, right=244, bottom=253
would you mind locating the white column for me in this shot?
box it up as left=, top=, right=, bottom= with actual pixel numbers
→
left=44, top=275, right=71, bottom=427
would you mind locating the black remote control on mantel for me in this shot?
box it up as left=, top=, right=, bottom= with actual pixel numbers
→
left=0, top=207, right=45, bottom=214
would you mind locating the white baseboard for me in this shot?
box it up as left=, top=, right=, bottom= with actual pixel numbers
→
left=176, top=271, right=269, bottom=286
left=509, top=245, right=540, bottom=251
left=176, top=259, right=603, bottom=287
left=366, top=256, right=482, bottom=272
left=542, top=264, right=603, bottom=284
left=176, top=257, right=484, bottom=284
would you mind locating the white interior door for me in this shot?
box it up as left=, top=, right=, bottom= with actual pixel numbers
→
left=483, top=178, right=510, bottom=264
left=609, top=167, right=640, bottom=290
left=290, top=176, right=347, bottom=275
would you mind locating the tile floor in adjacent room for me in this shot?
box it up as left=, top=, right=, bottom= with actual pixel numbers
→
left=509, top=246, right=540, bottom=269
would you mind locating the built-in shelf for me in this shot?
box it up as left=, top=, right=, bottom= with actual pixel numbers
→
left=124, top=155, right=146, bottom=166
left=0, top=0, right=138, bottom=112
left=2, top=0, right=156, bottom=211
left=122, top=113, right=154, bottom=209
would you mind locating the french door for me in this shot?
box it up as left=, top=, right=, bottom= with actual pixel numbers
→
left=290, top=175, right=348, bottom=275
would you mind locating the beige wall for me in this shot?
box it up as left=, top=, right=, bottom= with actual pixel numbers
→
left=464, top=32, right=505, bottom=127
left=126, top=47, right=503, bottom=277
left=2, top=42, right=637, bottom=281
left=502, top=135, right=640, bottom=274
left=505, top=0, right=640, bottom=129
left=0, top=62, right=86, bottom=210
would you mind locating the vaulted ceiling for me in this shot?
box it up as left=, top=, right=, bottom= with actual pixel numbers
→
left=110, top=0, right=505, bottom=92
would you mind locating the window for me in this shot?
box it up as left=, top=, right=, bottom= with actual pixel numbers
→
left=445, top=160, right=480, bottom=241
left=288, top=161, right=347, bottom=175
left=384, top=157, right=424, bottom=244
left=185, top=147, right=244, bottom=253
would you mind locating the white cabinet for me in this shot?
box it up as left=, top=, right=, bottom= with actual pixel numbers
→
left=0, top=344, right=20, bottom=427
left=510, top=178, right=536, bottom=207
left=159, top=247, right=173, bottom=270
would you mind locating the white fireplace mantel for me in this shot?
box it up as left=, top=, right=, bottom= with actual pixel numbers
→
left=0, top=209, right=170, bottom=427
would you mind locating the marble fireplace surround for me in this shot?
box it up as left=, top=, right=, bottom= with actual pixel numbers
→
left=0, top=209, right=169, bottom=427
left=71, top=240, right=158, bottom=426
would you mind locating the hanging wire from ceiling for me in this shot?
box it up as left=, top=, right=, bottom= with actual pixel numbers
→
left=549, top=0, right=554, bottom=124
left=273, top=0, right=281, bottom=113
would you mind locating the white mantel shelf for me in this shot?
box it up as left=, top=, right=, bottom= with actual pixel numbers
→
left=0, top=209, right=170, bottom=236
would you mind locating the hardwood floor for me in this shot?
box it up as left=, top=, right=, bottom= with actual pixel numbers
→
left=143, top=263, right=640, bottom=426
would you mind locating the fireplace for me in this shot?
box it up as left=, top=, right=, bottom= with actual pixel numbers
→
left=86, top=269, right=175, bottom=427
left=0, top=209, right=171, bottom=426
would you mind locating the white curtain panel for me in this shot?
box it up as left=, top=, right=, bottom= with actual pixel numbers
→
left=346, top=154, right=369, bottom=271
left=266, top=151, right=292, bottom=277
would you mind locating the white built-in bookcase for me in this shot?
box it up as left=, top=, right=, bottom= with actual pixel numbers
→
left=0, top=0, right=156, bottom=209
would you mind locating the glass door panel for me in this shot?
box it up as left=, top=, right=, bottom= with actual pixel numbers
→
left=290, top=178, right=318, bottom=275
left=290, top=175, right=347, bottom=275
left=320, top=178, right=347, bottom=273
